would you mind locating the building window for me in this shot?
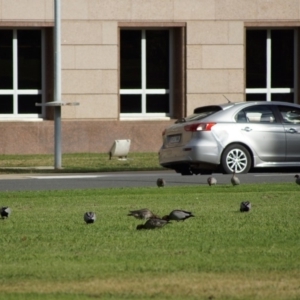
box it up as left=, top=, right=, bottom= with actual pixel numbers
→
left=0, top=29, right=44, bottom=118
left=120, top=29, right=172, bottom=119
left=246, top=29, right=297, bottom=103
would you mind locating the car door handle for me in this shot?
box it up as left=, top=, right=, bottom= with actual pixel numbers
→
left=286, top=128, right=298, bottom=133
left=241, top=127, right=252, bottom=132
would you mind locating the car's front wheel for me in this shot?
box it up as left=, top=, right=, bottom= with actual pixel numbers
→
left=221, top=144, right=252, bottom=174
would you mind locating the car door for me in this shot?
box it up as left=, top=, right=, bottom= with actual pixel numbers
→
left=277, top=105, right=300, bottom=162
left=237, top=105, right=286, bottom=162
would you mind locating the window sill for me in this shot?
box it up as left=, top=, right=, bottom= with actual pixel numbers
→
left=0, top=118, right=43, bottom=122
left=120, top=116, right=171, bottom=121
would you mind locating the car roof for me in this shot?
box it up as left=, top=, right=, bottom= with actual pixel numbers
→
left=193, top=101, right=300, bottom=113
left=222, top=101, right=300, bottom=107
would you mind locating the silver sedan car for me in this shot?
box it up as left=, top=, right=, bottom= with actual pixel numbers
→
left=159, top=101, right=300, bottom=174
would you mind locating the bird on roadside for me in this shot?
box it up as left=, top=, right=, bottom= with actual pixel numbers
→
left=0, top=207, right=11, bottom=219
left=84, top=212, right=96, bottom=224
left=207, top=176, right=217, bottom=186
left=128, top=208, right=159, bottom=220
left=162, top=209, right=195, bottom=222
left=231, top=171, right=240, bottom=186
left=240, top=201, right=251, bottom=212
left=295, top=174, right=300, bottom=185
left=156, top=178, right=166, bottom=187
left=136, top=218, right=170, bottom=230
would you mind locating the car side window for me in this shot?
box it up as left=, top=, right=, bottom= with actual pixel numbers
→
left=278, top=105, right=300, bottom=124
left=236, top=105, right=276, bottom=123
left=235, top=110, right=248, bottom=123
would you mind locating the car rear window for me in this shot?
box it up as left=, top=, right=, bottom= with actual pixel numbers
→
left=175, top=106, right=223, bottom=124
left=278, top=105, right=300, bottom=124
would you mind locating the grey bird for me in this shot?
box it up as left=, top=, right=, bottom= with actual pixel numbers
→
left=84, top=212, right=96, bottom=224
left=240, top=201, right=251, bottom=212
left=156, top=178, right=166, bottom=187
left=136, top=218, right=170, bottom=230
left=128, top=208, right=159, bottom=220
left=0, top=207, right=11, bottom=219
left=162, top=209, right=195, bottom=222
left=207, top=177, right=217, bottom=186
left=295, top=174, right=300, bottom=185
left=231, top=171, right=240, bottom=186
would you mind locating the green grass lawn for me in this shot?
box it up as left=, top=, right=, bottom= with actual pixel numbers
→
left=0, top=183, right=300, bottom=300
left=0, top=153, right=163, bottom=173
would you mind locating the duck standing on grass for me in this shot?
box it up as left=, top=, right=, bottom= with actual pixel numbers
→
left=295, top=174, right=300, bottom=185
left=162, top=210, right=195, bottom=222
left=84, top=212, right=96, bottom=224
left=0, top=207, right=11, bottom=219
left=128, top=208, right=159, bottom=220
left=231, top=171, right=240, bottom=186
left=136, top=218, right=170, bottom=230
left=240, top=201, right=251, bottom=212
left=207, top=177, right=217, bottom=186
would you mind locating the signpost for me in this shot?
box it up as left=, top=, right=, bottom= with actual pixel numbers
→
left=37, top=0, right=79, bottom=169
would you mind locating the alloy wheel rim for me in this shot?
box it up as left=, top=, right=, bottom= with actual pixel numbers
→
left=226, top=149, right=247, bottom=173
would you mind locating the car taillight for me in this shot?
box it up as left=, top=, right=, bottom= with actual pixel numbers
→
left=184, top=122, right=216, bottom=132
left=162, top=129, right=166, bottom=136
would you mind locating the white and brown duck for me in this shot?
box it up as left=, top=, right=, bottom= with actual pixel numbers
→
left=207, top=177, right=217, bottom=186
left=128, top=208, right=159, bottom=220
left=231, top=171, right=240, bottom=186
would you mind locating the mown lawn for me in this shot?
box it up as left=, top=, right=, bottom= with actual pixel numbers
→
left=0, top=183, right=300, bottom=300
left=0, top=153, right=163, bottom=173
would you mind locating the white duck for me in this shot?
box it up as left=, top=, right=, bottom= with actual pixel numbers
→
left=0, top=207, right=11, bottom=219
left=84, top=212, right=96, bottom=224
left=240, top=201, right=251, bottom=212
left=162, top=210, right=195, bottom=222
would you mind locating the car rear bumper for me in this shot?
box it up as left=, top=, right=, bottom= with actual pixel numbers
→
left=159, top=140, right=221, bottom=169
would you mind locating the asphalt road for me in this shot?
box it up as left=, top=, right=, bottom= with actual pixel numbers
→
left=0, top=170, right=298, bottom=191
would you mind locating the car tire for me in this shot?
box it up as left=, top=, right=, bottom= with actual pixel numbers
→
left=221, top=144, right=252, bottom=174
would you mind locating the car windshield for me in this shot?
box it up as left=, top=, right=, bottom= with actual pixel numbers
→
left=175, top=106, right=222, bottom=123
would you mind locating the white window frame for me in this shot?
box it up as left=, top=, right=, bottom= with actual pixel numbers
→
left=246, top=29, right=298, bottom=103
left=0, top=29, right=45, bottom=120
left=120, top=29, right=173, bottom=120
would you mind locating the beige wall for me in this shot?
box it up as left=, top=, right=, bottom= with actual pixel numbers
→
left=0, top=120, right=173, bottom=154
left=1, top=0, right=300, bottom=153
left=0, top=0, right=53, bottom=21
left=55, top=0, right=300, bottom=118
left=1, top=0, right=299, bottom=118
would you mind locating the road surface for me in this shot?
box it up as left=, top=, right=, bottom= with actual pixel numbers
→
left=0, top=170, right=297, bottom=191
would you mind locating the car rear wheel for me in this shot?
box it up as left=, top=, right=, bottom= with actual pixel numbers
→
left=221, top=144, right=251, bottom=174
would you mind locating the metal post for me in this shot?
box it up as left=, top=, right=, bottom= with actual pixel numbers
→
left=54, top=0, right=62, bottom=169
